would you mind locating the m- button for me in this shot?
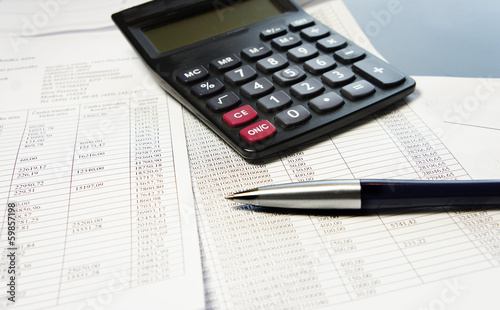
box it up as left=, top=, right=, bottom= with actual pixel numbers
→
left=223, top=105, right=258, bottom=128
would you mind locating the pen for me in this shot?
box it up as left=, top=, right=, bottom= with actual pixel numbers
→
left=226, top=179, right=500, bottom=210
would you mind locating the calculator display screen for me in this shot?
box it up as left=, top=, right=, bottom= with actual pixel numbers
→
left=143, top=0, right=283, bottom=53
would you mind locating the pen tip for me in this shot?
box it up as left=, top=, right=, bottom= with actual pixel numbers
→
left=225, top=194, right=235, bottom=200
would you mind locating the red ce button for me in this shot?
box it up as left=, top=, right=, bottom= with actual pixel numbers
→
left=222, top=105, right=258, bottom=128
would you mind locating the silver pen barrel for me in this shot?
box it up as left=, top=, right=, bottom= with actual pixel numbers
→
left=227, top=180, right=362, bottom=209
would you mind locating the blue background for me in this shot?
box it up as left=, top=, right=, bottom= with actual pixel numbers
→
left=343, top=0, right=500, bottom=78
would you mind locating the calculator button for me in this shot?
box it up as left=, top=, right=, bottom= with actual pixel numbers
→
left=334, top=46, right=366, bottom=64
left=300, top=25, right=330, bottom=41
left=272, top=66, right=306, bottom=86
left=240, top=120, right=276, bottom=144
left=286, top=44, right=318, bottom=62
left=290, top=78, right=325, bottom=99
left=240, top=77, right=274, bottom=98
left=309, top=92, right=345, bottom=113
left=206, top=91, right=240, bottom=112
left=209, top=54, right=241, bottom=72
left=340, top=80, right=376, bottom=100
left=241, top=44, right=272, bottom=61
left=289, top=17, right=315, bottom=31
left=191, top=78, right=224, bottom=98
left=271, top=34, right=302, bottom=51
left=304, top=55, right=336, bottom=74
left=352, top=58, right=406, bottom=88
left=257, top=55, right=289, bottom=73
left=224, top=65, right=257, bottom=85
left=317, top=35, right=347, bottom=52
left=275, top=105, right=311, bottom=128
left=176, top=65, right=209, bottom=84
left=223, top=105, right=258, bottom=128
left=257, top=91, right=292, bottom=112
left=260, top=26, right=287, bottom=40
left=321, top=67, right=355, bottom=87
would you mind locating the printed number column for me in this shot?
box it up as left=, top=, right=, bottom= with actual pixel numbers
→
left=57, top=101, right=132, bottom=305
left=130, top=97, right=184, bottom=286
left=4, top=107, right=80, bottom=308
left=184, top=114, right=349, bottom=309
left=0, top=111, right=28, bottom=308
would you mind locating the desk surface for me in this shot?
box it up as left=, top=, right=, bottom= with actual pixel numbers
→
left=343, top=0, right=500, bottom=78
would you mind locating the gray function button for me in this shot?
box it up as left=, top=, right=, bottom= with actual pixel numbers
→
left=176, top=65, right=209, bottom=84
left=290, top=78, right=325, bottom=99
left=191, top=78, right=224, bottom=98
left=209, top=54, right=241, bottom=72
left=309, top=92, right=344, bottom=113
left=340, top=80, right=375, bottom=100
left=240, top=77, right=274, bottom=99
left=272, top=66, right=306, bottom=86
left=300, top=24, right=330, bottom=41
left=260, top=26, right=287, bottom=40
left=241, top=44, right=272, bottom=61
left=304, top=55, right=336, bottom=74
left=271, top=34, right=302, bottom=51
left=352, top=58, right=406, bottom=88
left=334, top=46, right=366, bottom=64
left=224, top=65, right=257, bottom=85
left=286, top=44, right=318, bottom=62
left=317, top=35, right=347, bottom=52
left=257, top=91, right=292, bottom=112
left=322, top=67, right=355, bottom=87
left=256, top=55, right=289, bottom=73
left=275, top=105, right=311, bottom=128
left=288, top=17, right=315, bottom=31
left=206, top=91, right=241, bottom=112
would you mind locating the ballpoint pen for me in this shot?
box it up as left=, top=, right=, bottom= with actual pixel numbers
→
left=226, top=179, right=500, bottom=210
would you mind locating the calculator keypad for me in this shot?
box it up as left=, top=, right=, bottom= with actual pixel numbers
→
left=223, top=105, right=258, bottom=127
left=309, top=92, right=344, bottom=113
left=206, top=91, right=240, bottom=112
left=290, top=78, right=325, bottom=99
left=224, top=65, right=257, bottom=85
left=272, top=66, right=306, bottom=86
left=240, top=120, right=276, bottom=144
left=240, top=77, right=274, bottom=99
left=190, top=78, right=224, bottom=98
left=174, top=17, right=412, bottom=157
left=256, top=55, right=289, bottom=73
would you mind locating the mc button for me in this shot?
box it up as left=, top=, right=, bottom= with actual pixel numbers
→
left=176, top=65, right=209, bottom=84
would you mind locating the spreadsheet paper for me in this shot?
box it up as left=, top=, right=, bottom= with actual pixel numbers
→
left=0, top=32, right=205, bottom=309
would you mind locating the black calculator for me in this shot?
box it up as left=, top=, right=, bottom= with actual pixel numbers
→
left=112, top=0, right=415, bottom=159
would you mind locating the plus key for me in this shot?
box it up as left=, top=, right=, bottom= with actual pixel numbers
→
left=353, top=58, right=406, bottom=88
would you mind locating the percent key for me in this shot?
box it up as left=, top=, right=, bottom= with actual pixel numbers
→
left=191, top=78, right=225, bottom=98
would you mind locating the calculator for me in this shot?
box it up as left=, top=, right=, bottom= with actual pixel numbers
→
left=112, top=0, right=415, bottom=159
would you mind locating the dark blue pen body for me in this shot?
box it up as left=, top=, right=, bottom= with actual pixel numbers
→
left=360, top=179, right=500, bottom=209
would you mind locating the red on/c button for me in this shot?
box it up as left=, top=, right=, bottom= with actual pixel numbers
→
left=222, top=105, right=258, bottom=128
left=240, top=120, right=276, bottom=144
